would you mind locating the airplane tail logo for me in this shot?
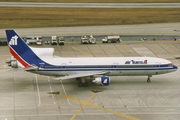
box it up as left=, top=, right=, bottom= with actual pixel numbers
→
left=9, top=35, right=18, bottom=45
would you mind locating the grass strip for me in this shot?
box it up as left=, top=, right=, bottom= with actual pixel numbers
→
left=0, top=7, right=179, bottom=28
left=1, top=0, right=179, bottom=3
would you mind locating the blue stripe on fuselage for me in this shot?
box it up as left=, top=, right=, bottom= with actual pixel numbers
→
left=36, top=64, right=177, bottom=71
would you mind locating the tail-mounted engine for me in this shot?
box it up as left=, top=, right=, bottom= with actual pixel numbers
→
left=92, top=77, right=110, bottom=86
left=6, top=56, right=18, bottom=68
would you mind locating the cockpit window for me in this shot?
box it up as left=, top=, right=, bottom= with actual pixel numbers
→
left=168, top=63, right=173, bottom=67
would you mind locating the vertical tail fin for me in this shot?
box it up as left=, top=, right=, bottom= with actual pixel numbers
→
left=6, top=30, right=47, bottom=68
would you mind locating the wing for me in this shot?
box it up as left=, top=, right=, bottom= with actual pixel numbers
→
left=53, top=71, right=110, bottom=80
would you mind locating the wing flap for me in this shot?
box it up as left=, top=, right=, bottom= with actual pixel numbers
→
left=53, top=71, right=110, bottom=80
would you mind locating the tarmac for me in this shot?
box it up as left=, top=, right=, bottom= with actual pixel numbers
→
left=0, top=23, right=180, bottom=38
left=0, top=42, right=180, bottom=120
left=1, top=2, right=180, bottom=8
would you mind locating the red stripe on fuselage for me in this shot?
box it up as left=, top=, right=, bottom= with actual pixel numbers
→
left=9, top=46, right=33, bottom=67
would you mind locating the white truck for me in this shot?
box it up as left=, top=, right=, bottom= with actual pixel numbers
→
left=51, top=36, right=58, bottom=45
left=102, top=36, right=120, bottom=43
left=81, top=36, right=89, bottom=44
left=58, top=37, right=65, bottom=45
left=36, top=37, right=42, bottom=45
left=51, top=36, right=65, bottom=45
left=89, top=35, right=96, bottom=44
left=25, top=36, right=42, bottom=45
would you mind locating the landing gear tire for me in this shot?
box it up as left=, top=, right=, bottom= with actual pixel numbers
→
left=78, top=82, right=88, bottom=87
left=83, top=82, right=89, bottom=87
left=147, top=75, right=152, bottom=83
left=147, top=79, right=151, bottom=83
left=78, top=82, right=83, bottom=87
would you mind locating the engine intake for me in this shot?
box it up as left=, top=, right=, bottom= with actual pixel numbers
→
left=92, top=77, right=110, bottom=86
left=6, top=58, right=18, bottom=68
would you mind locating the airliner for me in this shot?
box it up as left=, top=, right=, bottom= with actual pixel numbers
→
left=5, top=30, right=178, bottom=87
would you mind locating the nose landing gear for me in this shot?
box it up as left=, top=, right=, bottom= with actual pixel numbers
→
left=147, top=75, right=152, bottom=83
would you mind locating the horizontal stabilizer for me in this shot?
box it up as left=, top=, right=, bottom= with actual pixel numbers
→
left=53, top=71, right=110, bottom=80
left=10, top=66, right=39, bottom=72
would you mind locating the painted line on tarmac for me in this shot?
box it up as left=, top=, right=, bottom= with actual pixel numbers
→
left=70, top=45, right=94, bottom=57
left=58, top=94, right=141, bottom=120
left=70, top=92, right=96, bottom=120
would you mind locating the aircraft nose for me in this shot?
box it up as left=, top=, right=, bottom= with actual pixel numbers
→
left=173, top=65, right=178, bottom=70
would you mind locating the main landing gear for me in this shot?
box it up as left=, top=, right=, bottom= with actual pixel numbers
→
left=77, top=78, right=89, bottom=87
left=78, top=82, right=88, bottom=87
left=147, top=75, right=152, bottom=83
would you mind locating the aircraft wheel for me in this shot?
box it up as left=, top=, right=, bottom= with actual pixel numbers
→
left=147, top=75, right=151, bottom=83
left=78, top=82, right=83, bottom=87
left=147, top=79, right=151, bottom=83
left=84, top=82, right=89, bottom=87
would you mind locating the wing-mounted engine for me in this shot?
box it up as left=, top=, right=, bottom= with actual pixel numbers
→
left=92, top=77, right=110, bottom=86
left=6, top=56, right=18, bottom=68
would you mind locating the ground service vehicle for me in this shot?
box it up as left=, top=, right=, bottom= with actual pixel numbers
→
left=25, top=36, right=42, bottom=45
left=81, top=36, right=89, bottom=44
left=51, top=36, right=58, bottom=45
left=102, top=36, right=120, bottom=43
left=58, top=37, right=65, bottom=45
left=89, top=35, right=96, bottom=44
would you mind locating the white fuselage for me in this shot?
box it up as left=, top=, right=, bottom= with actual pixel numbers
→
left=24, top=56, right=177, bottom=77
